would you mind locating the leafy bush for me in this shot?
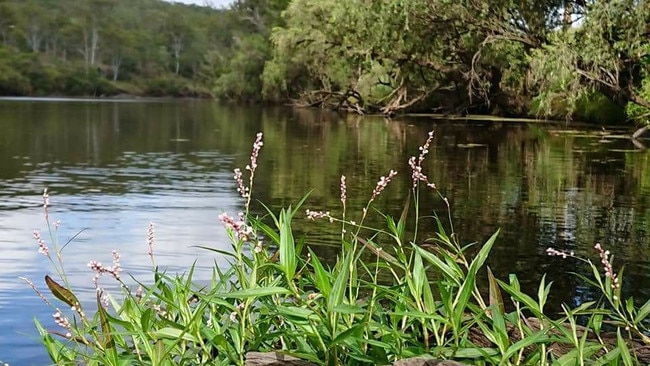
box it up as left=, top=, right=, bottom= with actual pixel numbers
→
left=145, top=76, right=186, bottom=97
left=626, top=75, right=650, bottom=126
left=0, top=47, right=32, bottom=95
left=60, top=68, right=118, bottom=96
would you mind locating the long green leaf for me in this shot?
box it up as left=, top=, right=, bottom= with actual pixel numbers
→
left=332, top=304, right=366, bottom=315
left=97, top=292, right=116, bottom=356
left=592, top=347, right=622, bottom=366
left=617, top=328, right=634, bottom=366
left=153, top=327, right=199, bottom=343
left=498, top=278, right=545, bottom=318
left=45, top=275, right=80, bottom=308
left=193, top=246, right=237, bottom=258
left=487, top=266, right=505, bottom=316
left=396, top=192, right=410, bottom=243
left=412, top=251, right=425, bottom=300
left=289, top=192, right=312, bottom=218
left=218, top=286, right=291, bottom=298
left=441, top=347, right=499, bottom=358
left=331, top=323, right=365, bottom=346
left=308, top=247, right=332, bottom=299
left=635, top=297, right=650, bottom=323
left=328, top=251, right=352, bottom=311
left=505, top=330, right=548, bottom=359
left=279, top=209, right=297, bottom=283
left=360, top=237, right=401, bottom=267
left=413, top=244, right=461, bottom=286
left=453, top=230, right=499, bottom=325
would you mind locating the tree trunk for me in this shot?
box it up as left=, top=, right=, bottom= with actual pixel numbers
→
left=82, top=29, right=90, bottom=69
left=562, top=0, right=573, bottom=30
left=28, top=24, right=41, bottom=52
left=112, top=55, right=121, bottom=81
left=632, top=125, right=649, bottom=140
left=90, top=26, right=99, bottom=66
left=172, top=35, right=182, bottom=75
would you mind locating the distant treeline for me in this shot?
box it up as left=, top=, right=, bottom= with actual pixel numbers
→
left=0, top=0, right=240, bottom=97
left=1, top=0, right=649, bottom=125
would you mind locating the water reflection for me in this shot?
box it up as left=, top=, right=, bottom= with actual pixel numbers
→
left=1, top=99, right=650, bottom=364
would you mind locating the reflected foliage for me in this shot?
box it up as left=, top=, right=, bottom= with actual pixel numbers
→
left=2, top=101, right=650, bottom=308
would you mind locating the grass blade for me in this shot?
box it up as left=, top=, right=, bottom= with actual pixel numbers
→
left=328, top=251, right=352, bottom=311
left=218, top=286, right=291, bottom=298
left=487, top=266, right=505, bottom=317
left=413, top=244, right=461, bottom=286
left=279, top=208, right=297, bottom=283
left=308, top=247, right=331, bottom=299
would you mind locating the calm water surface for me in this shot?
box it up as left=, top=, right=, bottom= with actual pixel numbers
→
left=2, top=99, right=650, bottom=364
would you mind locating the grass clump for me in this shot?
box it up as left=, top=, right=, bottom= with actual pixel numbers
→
left=24, top=131, right=650, bottom=365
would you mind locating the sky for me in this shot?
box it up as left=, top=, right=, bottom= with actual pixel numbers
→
left=166, top=0, right=232, bottom=8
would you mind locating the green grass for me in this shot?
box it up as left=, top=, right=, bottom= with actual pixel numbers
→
left=24, top=132, right=650, bottom=365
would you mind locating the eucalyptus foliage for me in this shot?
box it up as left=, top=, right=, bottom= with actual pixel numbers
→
left=262, top=0, right=649, bottom=124
left=531, top=0, right=650, bottom=125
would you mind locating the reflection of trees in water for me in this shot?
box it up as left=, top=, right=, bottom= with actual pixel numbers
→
left=3, top=101, right=650, bottom=308
left=255, top=118, right=650, bottom=309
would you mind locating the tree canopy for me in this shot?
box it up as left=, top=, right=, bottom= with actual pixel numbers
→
left=0, top=0, right=234, bottom=96
left=257, top=0, right=650, bottom=125
left=1, top=0, right=649, bottom=126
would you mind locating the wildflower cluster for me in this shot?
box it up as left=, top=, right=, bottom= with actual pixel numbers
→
left=229, top=302, right=246, bottom=322
left=33, top=230, right=49, bottom=257
left=219, top=212, right=253, bottom=241
left=305, top=209, right=334, bottom=222
left=546, top=247, right=574, bottom=259
left=234, top=168, right=249, bottom=199
left=87, top=250, right=122, bottom=288
left=52, top=309, right=72, bottom=338
left=340, top=175, right=347, bottom=206
left=146, top=222, right=155, bottom=258
left=408, top=131, right=436, bottom=189
left=247, top=132, right=263, bottom=172
left=253, top=240, right=263, bottom=254
left=43, top=188, right=50, bottom=219
left=20, top=277, right=51, bottom=306
left=370, top=170, right=397, bottom=202
left=594, top=243, right=619, bottom=291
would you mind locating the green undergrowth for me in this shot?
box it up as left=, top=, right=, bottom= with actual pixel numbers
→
left=25, top=132, right=650, bottom=365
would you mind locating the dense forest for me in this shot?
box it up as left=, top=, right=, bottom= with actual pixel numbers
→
left=0, top=0, right=649, bottom=125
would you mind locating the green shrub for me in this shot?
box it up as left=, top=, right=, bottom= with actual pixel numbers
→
left=626, top=75, right=650, bottom=126
left=60, top=68, right=118, bottom=96
left=145, top=76, right=186, bottom=97
left=0, top=47, right=32, bottom=95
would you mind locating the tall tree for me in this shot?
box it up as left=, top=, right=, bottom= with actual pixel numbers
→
left=531, top=0, right=650, bottom=130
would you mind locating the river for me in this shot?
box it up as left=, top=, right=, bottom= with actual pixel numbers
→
left=1, top=98, right=650, bottom=365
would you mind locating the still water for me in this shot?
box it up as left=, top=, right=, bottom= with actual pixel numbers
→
left=2, top=99, right=650, bottom=364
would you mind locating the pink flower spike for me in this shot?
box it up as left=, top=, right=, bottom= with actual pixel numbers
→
left=546, top=247, right=574, bottom=259
left=340, top=175, right=347, bottom=206
left=219, top=212, right=253, bottom=241
left=594, top=243, right=619, bottom=292
left=233, top=168, right=249, bottom=198
left=409, top=131, right=437, bottom=188
left=249, top=132, right=264, bottom=173
left=147, top=222, right=155, bottom=258
left=42, top=188, right=50, bottom=208
left=88, top=251, right=122, bottom=288
left=305, top=209, right=332, bottom=221
left=33, top=230, right=49, bottom=257
left=52, top=308, right=71, bottom=337
left=370, top=170, right=397, bottom=202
